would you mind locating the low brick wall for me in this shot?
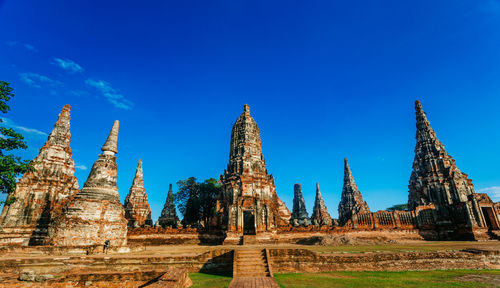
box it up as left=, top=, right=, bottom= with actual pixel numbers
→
left=0, top=249, right=234, bottom=276
left=127, top=228, right=225, bottom=245
left=268, top=248, right=500, bottom=273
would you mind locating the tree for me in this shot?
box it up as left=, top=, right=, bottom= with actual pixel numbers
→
left=174, top=177, right=222, bottom=228
left=0, top=81, right=31, bottom=205
left=198, top=178, right=221, bottom=228
left=387, top=203, right=408, bottom=211
left=175, top=177, right=200, bottom=226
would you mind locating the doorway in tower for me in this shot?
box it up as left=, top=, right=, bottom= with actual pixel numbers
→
left=481, top=207, right=499, bottom=230
left=243, top=210, right=256, bottom=235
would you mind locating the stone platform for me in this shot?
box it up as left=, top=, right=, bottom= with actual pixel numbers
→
left=0, top=241, right=498, bottom=286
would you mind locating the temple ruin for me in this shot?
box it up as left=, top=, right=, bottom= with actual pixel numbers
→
left=0, top=100, right=498, bottom=251
left=47, top=120, right=128, bottom=247
left=124, top=159, right=153, bottom=228
left=407, top=100, right=498, bottom=239
left=0, top=105, right=80, bottom=246
left=157, top=184, right=179, bottom=227
left=338, top=158, right=370, bottom=226
left=291, top=184, right=309, bottom=226
left=218, top=104, right=290, bottom=243
left=310, top=183, right=332, bottom=226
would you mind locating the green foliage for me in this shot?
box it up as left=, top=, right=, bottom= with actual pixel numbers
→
left=387, top=203, right=408, bottom=211
left=175, top=177, right=200, bottom=226
left=175, top=177, right=222, bottom=227
left=0, top=81, right=31, bottom=204
left=3, top=196, right=16, bottom=206
left=274, top=270, right=500, bottom=288
left=0, top=81, right=14, bottom=114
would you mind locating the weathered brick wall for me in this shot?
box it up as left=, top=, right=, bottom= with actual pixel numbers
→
left=268, top=248, right=500, bottom=273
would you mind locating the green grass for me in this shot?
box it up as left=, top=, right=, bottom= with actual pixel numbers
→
left=305, top=241, right=491, bottom=254
left=274, top=270, right=500, bottom=288
left=189, top=272, right=232, bottom=288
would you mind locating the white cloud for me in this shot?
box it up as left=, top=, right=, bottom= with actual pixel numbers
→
left=477, top=186, right=500, bottom=202
left=85, top=79, right=133, bottom=110
left=75, top=164, right=88, bottom=171
left=19, top=72, right=62, bottom=89
left=5, top=41, right=37, bottom=52
left=1, top=118, right=48, bottom=136
left=52, top=58, right=84, bottom=73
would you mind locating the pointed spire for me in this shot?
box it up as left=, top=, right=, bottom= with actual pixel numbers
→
left=46, top=104, right=71, bottom=147
left=415, top=100, right=437, bottom=142
left=101, top=120, right=119, bottom=155
left=132, top=159, right=144, bottom=188
left=158, top=183, right=178, bottom=227
left=167, top=183, right=173, bottom=197
left=339, top=158, right=370, bottom=225
left=344, top=158, right=354, bottom=184
left=408, top=100, right=476, bottom=210
left=311, top=182, right=332, bottom=226
left=244, top=104, right=250, bottom=114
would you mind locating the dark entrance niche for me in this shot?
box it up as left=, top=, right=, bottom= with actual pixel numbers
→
left=481, top=207, right=499, bottom=229
left=243, top=210, right=255, bottom=235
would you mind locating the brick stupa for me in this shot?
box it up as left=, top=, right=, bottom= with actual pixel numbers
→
left=47, top=120, right=128, bottom=247
left=0, top=105, right=80, bottom=246
left=219, top=104, right=290, bottom=242
left=310, top=183, right=332, bottom=226
left=158, top=184, right=178, bottom=227
left=124, top=159, right=153, bottom=228
left=338, top=158, right=370, bottom=226
left=290, top=184, right=309, bottom=226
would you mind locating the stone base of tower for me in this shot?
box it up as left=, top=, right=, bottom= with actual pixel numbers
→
left=222, top=231, right=277, bottom=245
left=47, top=198, right=128, bottom=248
left=0, top=226, right=34, bottom=246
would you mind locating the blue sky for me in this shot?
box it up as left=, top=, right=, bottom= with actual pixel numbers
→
left=1, top=0, right=499, bottom=220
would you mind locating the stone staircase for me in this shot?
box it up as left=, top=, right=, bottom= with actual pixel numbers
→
left=233, top=249, right=271, bottom=278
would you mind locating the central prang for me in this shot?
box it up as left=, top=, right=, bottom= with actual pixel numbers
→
left=218, top=104, right=290, bottom=242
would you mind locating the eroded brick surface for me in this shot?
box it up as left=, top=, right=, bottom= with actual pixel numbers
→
left=338, top=158, right=370, bottom=226
left=0, top=105, right=80, bottom=245
left=124, top=159, right=153, bottom=228
left=310, top=183, right=332, bottom=226
left=47, top=120, right=128, bottom=247
left=158, top=184, right=179, bottom=227
left=290, top=184, right=309, bottom=226
left=218, top=104, right=291, bottom=236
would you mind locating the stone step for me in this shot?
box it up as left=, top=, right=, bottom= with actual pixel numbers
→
left=236, top=266, right=268, bottom=271
left=236, top=272, right=270, bottom=278
left=233, top=249, right=271, bottom=279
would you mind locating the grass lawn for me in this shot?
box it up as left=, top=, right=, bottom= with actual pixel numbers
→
left=189, top=272, right=232, bottom=288
left=274, top=270, right=500, bottom=288
left=305, top=241, right=497, bottom=254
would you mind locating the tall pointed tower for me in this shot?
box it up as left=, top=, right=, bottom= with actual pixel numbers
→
left=158, top=184, right=178, bottom=227
left=291, top=184, right=309, bottom=225
left=310, top=183, right=332, bottom=226
left=124, top=160, right=153, bottom=228
left=408, top=101, right=476, bottom=209
left=408, top=101, right=488, bottom=235
left=219, top=105, right=290, bottom=240
left=48, top=121, right=128, bottom=247
left=338, top=158, right=370, bottom=226
left=0, top=105, right=80, bottom=245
